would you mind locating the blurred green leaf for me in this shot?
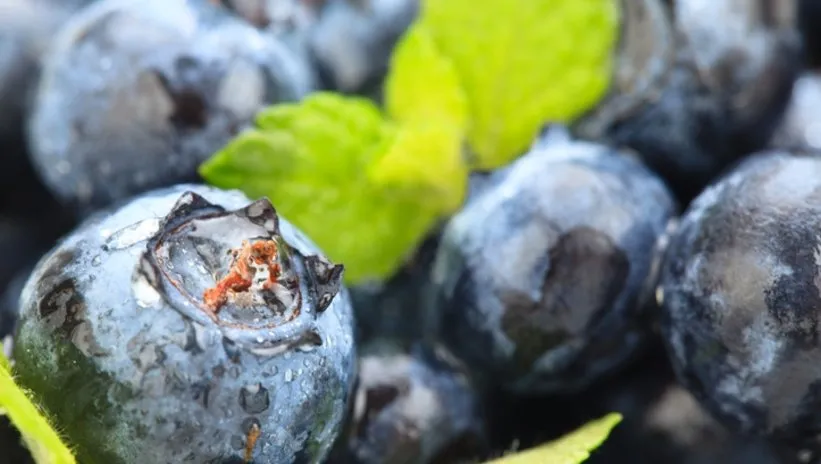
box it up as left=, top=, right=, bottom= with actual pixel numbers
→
left=0, top=351, right=76, bottom=464
left=385, top=22, right=469, bottom=134
left=487, top=413, right=622, bottom=464
left=418, top=0, right=619, bottom=169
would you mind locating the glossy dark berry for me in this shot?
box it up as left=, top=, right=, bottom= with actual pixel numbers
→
left=346, top=341, right=486, bottom=464
left=658, top=152, right=821, bottom=449
left=27, top=0, right=315, bottom=212
left=426, top=127, right=677, bottom=395
left=576, top=0, right=801, bottom=202
left=12, top=184, right=356, bottom=464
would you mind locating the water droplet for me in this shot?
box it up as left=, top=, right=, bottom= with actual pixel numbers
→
left=133, top=274, right=162, bottom=309
left=302, top=359, right=312, bottom=368
left=296, top=344, right=317, bottom=353
left=284, top=369, right=293, bottom=382
left=103, top=218, right=161, bottom=251
left=91, top=255, right=102, bottom=267
left=239, top=383, right=270, bottom=414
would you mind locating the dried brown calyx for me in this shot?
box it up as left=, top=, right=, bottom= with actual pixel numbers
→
left=203, top=239, right=283, bottom=313
left=136, top=191, right=345, bottom=350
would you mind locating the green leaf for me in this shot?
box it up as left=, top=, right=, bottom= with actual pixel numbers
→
left=385, top=22, right=469, bottom=134
left=200, top=92, right=468, bottom=284
left=368, top=122, right=468, bottom=212
left=0, top=352, right=76, bottom=464
left=487, top=413, right=622, bottom=464
left=417, top=0, right=619, bottom=170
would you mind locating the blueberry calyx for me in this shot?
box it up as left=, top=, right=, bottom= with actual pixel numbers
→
left=134, top=191, right=343, bottom=356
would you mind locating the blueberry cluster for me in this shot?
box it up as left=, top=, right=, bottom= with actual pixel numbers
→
left=4, top=0, right=821, bottom=463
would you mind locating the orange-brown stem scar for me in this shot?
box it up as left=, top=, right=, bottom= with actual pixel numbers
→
left=203, top=239, right=282, bottom=312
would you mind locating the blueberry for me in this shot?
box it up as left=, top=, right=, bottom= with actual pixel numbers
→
left=658, top=151, right=821, bottom=450
left=770, top=72, right=821, bottom=153
left=425, top=126, right=677, bottom=395
left=346, top=341, right=486, bottom=464
left=12, top=184, right=356, bottom=463
left=309, top=0, right=418, bottom=95
left=576, top=0, right=801, bottom=202
left=26, top=0, right=316, bottom=212
left=0, top=0, right=92, bottom=189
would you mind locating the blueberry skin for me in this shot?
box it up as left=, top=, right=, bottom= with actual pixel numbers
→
left=658, top=152, right=821, bottom=445
left=577, top=0, right=801, bottom=202
left=12, top=184, right=356, bottom=464
left=27, top=0, right=315, bottom=212
left=347, top=342, right=486, bottom=464
left=426, top=127, right=677, bottom=395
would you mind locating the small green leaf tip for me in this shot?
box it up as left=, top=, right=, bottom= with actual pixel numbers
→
left=416, top=0, right=620, bottom=170
left=200, top=92, right=467, bottom=284
left=0, top=352, right=76, bottom=464
left=487, top=413, right=622, bottom=464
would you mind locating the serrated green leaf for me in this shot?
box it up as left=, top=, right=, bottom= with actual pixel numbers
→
left=488, top=413, right=622, bottom=464
left=385, top=22, right=469, bottom=134
left=417, top=0, right=619, bottom=170
left=0, top=352, right=76, bottom=464
left=200, top=92, right=468, bottom=284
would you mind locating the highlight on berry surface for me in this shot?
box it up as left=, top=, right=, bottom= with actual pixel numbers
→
left=0, top=352, right=76, bottom=464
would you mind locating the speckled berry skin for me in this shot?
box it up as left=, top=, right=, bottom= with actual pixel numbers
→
left=426, top=127, right=677, bottom=395
left=27, top=0, right=315, bottom=212
left=658, top=152, right=821, bottom=446
left=12, top=184, right=356, bottom=464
